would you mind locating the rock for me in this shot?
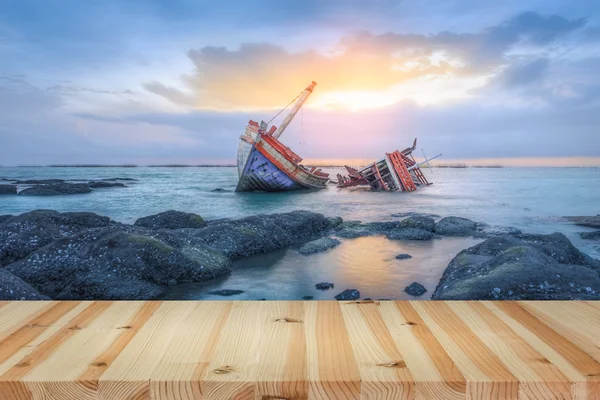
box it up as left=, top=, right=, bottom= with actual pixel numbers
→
left=395, top=253, right=412, bottom=260
left=432, top=233, right=600, bottom=300
left=580, top=231, right=600, bottom=241
left=399, top=216, right=436, bottom=232
left=0, top=184, right=17, bottom=195
left=315, top=282, right=334, bottom=290
left=564, top=215, right=600, bottom=229
left=328, top=217, right=344, bottom=228
left=134, top=210, right=207, bottom=230
left=335, top=289, right=360, bottom=300
left=0, top=269, right=49, bottom=300
left=0, top=215, right=13, bottom=224
left=299, top=237, right=341, bottom=255
left=88, top=181, right=126, bottom=188
left=6, top=227, right=231, bottom=300
left=404, top=282, right=427, bottom=296
left=18, top=183, right=92, bottom=196
left=0, top=210, right=111, bottom=267
left=386, top=228, right=435, bottom=241
left=210, top=188, right=229, bottom=192
left=335, top=220, right=401, bottom=239
left=302, top=295, right=314, bottom=300
left=435, top=216, right=478, bottom=236
left=100, top=177, right=138, bottom=181
left=186, top=210, right=332, bottom=259
left=13, top=179, right=65, bottom=184
left=209, top=289, right=244, bottom=296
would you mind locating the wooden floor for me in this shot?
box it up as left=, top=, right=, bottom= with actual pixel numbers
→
left=0, top=301, right=599, bottom=399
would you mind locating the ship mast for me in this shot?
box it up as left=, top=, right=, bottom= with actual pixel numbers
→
left=272, top=81, right=316, bottom=139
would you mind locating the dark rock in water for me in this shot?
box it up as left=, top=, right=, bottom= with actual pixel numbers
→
left=564, top=215, right=600, bottom=229
left=386, top=228, right=435, bottom=241
left=303, top=295, right=314, bottom=300
left=18, top=183, right=92, bottom=196
left=0, top=269, right=49, bottom=300
left=0, top=184, right=17, bottom=195
left=0, top=210, right=111, bottom=267
left=6, top=227, right=231, bottom=300
left=186, top=210, right=332, bottom=259
left=299, top=237, right=341, bottom=255
left=391, top=211, right=440, bottom=219
left=0, top=215, right=13, bottom=224
left=395, top=253, right=412, bottom=260
left=211, top=188, right=229, bottom=192
left=209, top=289, right=244, bottom=296
left=13, top=179, right=65, bottom=184
left=100, top=177, right=138, bottom=182
left=580, top=231, right=600, bottom=241
left=328, top=217, right=344, bottom=228
left=134, top=210, right=207, bottom=230
left=435, top=216, right=478, bottom=236
left=399, top=216, right=436, bottom=232
left=404, top=282, right=427, bottom=296
left=88, top=181, right=126, bottom=188
left=315, top=282, right=334, bottom=290
left=335, top=220, right=399, bottom=238
left=335, top=289, right=360, bottom=300
left=432, top=233, right=600, bottom=300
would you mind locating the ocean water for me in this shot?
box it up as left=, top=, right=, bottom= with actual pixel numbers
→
left=1, top=166, right=599, bottom=299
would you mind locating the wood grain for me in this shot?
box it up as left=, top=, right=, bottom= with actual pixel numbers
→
left=0, top=301, right=598, bottom=399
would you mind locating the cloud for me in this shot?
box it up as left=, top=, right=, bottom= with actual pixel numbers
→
left=144, top=12, right=586, bottom=110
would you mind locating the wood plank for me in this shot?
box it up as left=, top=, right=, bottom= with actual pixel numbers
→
left=0, top=301, right=598, bottom=399
left=413, top=302, right=519, bottom=399
left=340, top=301, right=414, bottom=399
left=201, top=301, right=267, bottom=400
left=490, top=302, right=600, bottom=399
left=257, top=301, right=308, bottom=400
left=448, top=302, right=571, bottom=399
left=150, top=301, right=231, bottom=400
left=19, top=301, right=157, bottom=400
left=378, top=301, right=466, bottom=399
left=305, top=301, right=361, bottom=399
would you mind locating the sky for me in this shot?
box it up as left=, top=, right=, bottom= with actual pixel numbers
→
left=1, top=0, right=599, bottom=166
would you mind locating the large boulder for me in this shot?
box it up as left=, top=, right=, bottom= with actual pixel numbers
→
left=399, top=216, right=436, bottom=232
left=432, top=233, right=600, bottom=300
left=299, top=237, right=341, bottom=255
left=0, top=184, right=17, bottom=195
left=435, top=217, right=478, bottom=236
left=0, top=269, right=49, bottom=300
left=134, top=210, right=207, bottom=230
left=6, top=227, right=231, bottom=300
left=185, top=210, right=332, bottom=259
left=18, top=183, right=92, bottom=196
left=0, top=210, right=111, bottom=267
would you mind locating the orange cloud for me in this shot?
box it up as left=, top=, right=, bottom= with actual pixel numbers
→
left=144, top=13, right=586, bottom=111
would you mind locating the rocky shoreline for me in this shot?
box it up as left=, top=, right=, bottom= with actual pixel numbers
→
left=0, top=208, right=599, bottom=301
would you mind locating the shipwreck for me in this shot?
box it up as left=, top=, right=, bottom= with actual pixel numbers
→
left=236, top=81, right=329, bottom=192
left=336, top=139, right=441, bottom=191
left=236, top=81, right=440, bottom=193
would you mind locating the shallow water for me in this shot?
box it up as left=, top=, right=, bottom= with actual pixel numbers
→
left=1, top=166, right=599, bottom=299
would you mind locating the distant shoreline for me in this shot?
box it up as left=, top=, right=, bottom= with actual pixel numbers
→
left=1, top=164, right=599, bottom=169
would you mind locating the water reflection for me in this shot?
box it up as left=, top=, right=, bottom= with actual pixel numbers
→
left=164, top=235, right=481, bottom=300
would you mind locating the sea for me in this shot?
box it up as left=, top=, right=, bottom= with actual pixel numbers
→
left=1, top=166, right=599, bottom=300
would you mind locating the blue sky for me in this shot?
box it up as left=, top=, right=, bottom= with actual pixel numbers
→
left=0, top=0, right=599, bottom=165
